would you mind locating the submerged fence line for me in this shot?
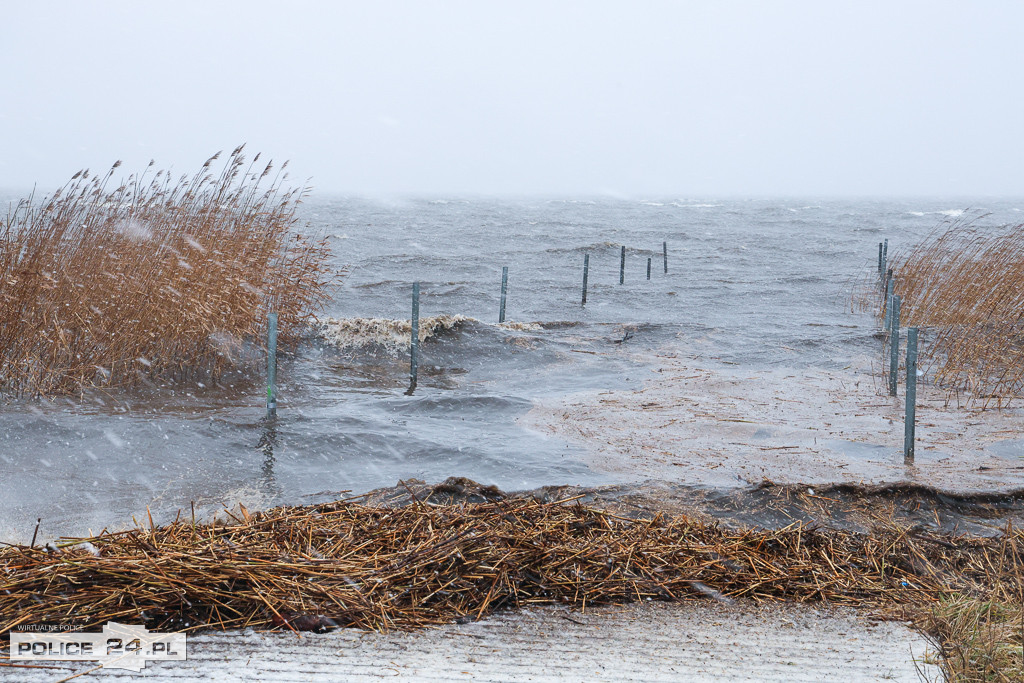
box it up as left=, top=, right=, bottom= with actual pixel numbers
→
left=267, top=241, right=671, bottom=407
left=876, top=240, right=918, bottom=464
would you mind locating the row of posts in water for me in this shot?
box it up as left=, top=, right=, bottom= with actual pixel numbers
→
left=265, top=241, right=670, bottom=407
left=408, top=241, right=669, bottom=393
left=878, top=239, right=918, bottom=464
left=583, top=242, right=667, bottom=305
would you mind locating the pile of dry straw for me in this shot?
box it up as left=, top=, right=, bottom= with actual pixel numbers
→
left=0, top=490, right=1020, bottom=677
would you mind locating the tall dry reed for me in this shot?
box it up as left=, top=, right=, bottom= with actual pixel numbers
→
left=0, top=147, right=333, bottom=398
left=889, top=217, right=1024, bottom=407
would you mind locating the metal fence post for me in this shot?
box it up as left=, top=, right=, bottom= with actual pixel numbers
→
left=883, top=276, right=894, bottom=330
left=888, top=295, right=901, bottom=396
left=409, top=283, right=420, bottom=391
left=499, top=266, right=508, bottom=323
left=582, top=254, right=589, bottom=306
left=904, top=327, right=919, bottom=464
left=266, top=312, right=278, bottom=420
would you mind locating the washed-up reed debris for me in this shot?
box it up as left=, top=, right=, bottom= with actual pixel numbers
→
left=0, top=497, right=1019, bottom=639
left=0, top=147, right=333, bottom=398
left=886, top=217, right=1024, bottom=407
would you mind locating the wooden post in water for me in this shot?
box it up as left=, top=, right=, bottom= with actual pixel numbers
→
left=409, top=283, right=420, bottom=392
left=888, top=295, right=901, bottom=396
left=266, top=312, right=278, bottom=420
left=904, top=327, right=919, bottom=464
left=881, top=239, right=888, bottom=282
left=877, top=242, right=883, bottom=274
left=582, top=254, right=589, bottom=306
left=499, top=266, right=508, bottom=323
left=647, top=257, right=652, bottom=281
left=663, top=241, right=668, bottom=274
left=619, top=246, right=625, bottom=285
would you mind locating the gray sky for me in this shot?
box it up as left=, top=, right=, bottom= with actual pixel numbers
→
left=2, top=1, right=1022, bottom=196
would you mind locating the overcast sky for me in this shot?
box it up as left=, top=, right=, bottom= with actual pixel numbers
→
left=2, top=1, right=1022, bottom=197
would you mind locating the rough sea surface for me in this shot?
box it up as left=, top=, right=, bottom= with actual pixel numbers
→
left=2, top=196, right=1023, bottom=542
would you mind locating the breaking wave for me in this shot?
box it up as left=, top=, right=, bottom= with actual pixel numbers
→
left=317, top=315, right=473, bottom=351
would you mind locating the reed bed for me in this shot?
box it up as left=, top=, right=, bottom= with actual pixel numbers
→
left=888, top=218, right=1024, bottom=407
left=0, top=147, right=332, bottom=398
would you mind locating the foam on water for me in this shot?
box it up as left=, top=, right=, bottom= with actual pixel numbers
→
left=908, top=209, right=967, bottom=218
left=497, top=321, right=542, bottom=332
left=317, top=315, right=472, bottom=351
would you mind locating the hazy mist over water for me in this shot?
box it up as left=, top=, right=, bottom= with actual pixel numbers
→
left=2, top=1, right=1024, bottom=197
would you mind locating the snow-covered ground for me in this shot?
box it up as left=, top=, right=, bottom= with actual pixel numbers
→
left=1, top=601, right=938, bottom=682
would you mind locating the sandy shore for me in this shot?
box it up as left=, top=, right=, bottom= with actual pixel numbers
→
left=524, top=349, right=1024, bottom=491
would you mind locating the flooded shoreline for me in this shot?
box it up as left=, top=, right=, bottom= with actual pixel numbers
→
left=524, top=349, right=1024, bottom=492
left=3, top=197, right=1024, bottom=546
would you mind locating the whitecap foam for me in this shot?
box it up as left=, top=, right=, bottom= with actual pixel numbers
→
left=497, top=321, right=542, bottom=332
left=670, top=202, right=722, bottom=208
left=318, top=315, right=472, bottom=351
left=908, top=209, right=964, bottom=218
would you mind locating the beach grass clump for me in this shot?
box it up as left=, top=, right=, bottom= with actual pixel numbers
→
left=925, top=595, right=1023, bottom=682
left=887, top=218, right=1024, bottom=407
left=0, top=147, right=332, bottom=398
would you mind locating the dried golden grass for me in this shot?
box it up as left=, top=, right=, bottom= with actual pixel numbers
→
left=918, top=514, right=1024, bottom=682
left=0, top=147, right=333, bottom=398
left=888, top=217, right=1024, bottom=407
left=925, top=595, right=1024, bottom=682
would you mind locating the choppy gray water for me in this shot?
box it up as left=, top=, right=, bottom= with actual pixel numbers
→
left=2, top=197, right=1023, bottom=542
